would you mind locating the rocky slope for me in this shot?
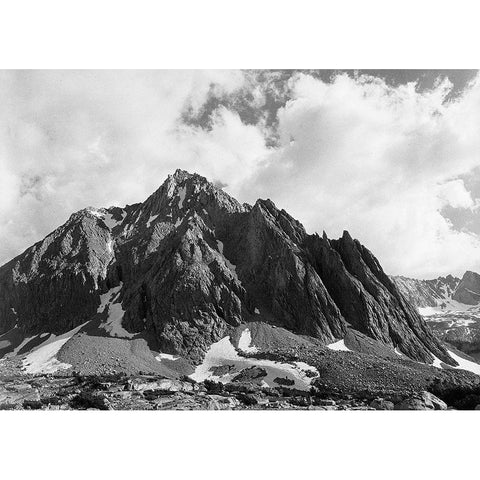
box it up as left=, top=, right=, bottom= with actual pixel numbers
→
left=452, top=271, right=480, bottom=305
left=0, top=169, right=466, bottom=380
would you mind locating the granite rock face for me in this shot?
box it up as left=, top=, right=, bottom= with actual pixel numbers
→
left=392, top=275, right=460, bottom=308
left=391, top=271, right=480, bottom=358
left=0, top=169, right=456, bottom=366
left=452, top=271, right=480, bottom=305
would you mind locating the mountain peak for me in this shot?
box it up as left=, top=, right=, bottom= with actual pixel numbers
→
left=0, top=169, right=458, bottom=371
left=452, top=270, right=480, bottom=305
left=170, top=168, right=196, bottom=183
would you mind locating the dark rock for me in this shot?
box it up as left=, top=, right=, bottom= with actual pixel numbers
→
left=232, top=367, right=267, bottom=383
left=236, top=393, right=267, bottom=406
left=23, top=400, right=43, bottom=410
left=209, top=365, right=235, bottom=376
left=69, top=392, right=110, bottom=410
left=203, top=380, right=225, bottom=394
left=273, top=377, right=295, bottom=386
left=206, top=395, right=241, bottom=410
left=224, top=382, right=261, bottom=395
left=316, top=398, right=336, bottom=406
left=370, top=398, right=394, bottom=410
left=453, top=271, right=480, bottom=305
left=394, top=391, right=447, bottom=411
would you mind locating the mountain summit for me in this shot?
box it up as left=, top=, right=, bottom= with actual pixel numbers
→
left=0, top=170, right=457, bottom=371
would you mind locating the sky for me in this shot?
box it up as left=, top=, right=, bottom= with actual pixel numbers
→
left=1, top=69, right=479, bottom=279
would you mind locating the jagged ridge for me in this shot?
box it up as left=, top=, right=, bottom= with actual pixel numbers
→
left=0, top=169, right=456, bottom=366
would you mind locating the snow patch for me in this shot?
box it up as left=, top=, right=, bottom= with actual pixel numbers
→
left=155, top=353, right=179, bottom=361
left=237, top=328, right=259, bottom=354
left=88, top=208, right=103, bottom=218
left=146, top=214, right=159, bottom=228
left=418, top=306, right=438, bottom=316
left=166, top=180, right=176, bottom=198
left=103, top=212, right=123, bottom=230
left=327, top=339, right=351, bottom=352
left=447, top=349, right=480, bottom=376
left=133, top=210, right=142, bottom=224
left=419, top=299, right=480, bottom=316
left=22, top=323, right=87, bottom=374
left=190, top=336, right=318, bottom=390
left=430, top=354, right=444, bottom=369
left=177, top=186, right=187, bottom=209
left=98, top=283, right=135, bottom=338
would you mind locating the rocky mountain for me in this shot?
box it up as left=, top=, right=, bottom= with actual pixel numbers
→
left=452, top=271, right=480, bottom=305
left=392, top=275, right=460, bottom=309
left=0, top=169, right=471, bottom=382
left=392, top=272, right=480, bottom=359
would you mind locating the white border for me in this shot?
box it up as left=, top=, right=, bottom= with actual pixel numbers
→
left=1, top=1, right=480, bottom=478
left=0, top=0, right=477, bottom=68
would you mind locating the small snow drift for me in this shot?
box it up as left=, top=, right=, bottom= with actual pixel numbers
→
left=156, top=353, right=179, bottom=361
left=97, top=283, right=135, bottom=338
left=189, top=336, right=318, bottom=391
left=430, top=354, right=444, bottom=369
left=146, top=214, right=159, bottom=228
left=447, top=350, right=480, bottom=376
left=177, top=186, right=187, bottom=209
left=22, top=323, right=87, bottom=374
left=327, top=339, right=351, bottom=352
left=237, top=328, right=259, bottom=354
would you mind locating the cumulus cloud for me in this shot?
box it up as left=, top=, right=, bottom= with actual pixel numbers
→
left=238, top=73, right=480, bottom=278
left=1, top=70, right=480, bottom=278
left=0, top=70, right=248, bottom=263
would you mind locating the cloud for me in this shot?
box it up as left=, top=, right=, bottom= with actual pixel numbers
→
left=237, top=72, right=480, bottom=278
left=1, top=70, right=480, bottom=279
left=0, top=70, right=248, bottom=263
left=437, top=179, right=477, bottom=210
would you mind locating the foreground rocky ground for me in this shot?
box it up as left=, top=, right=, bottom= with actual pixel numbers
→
left=3, top=325, right=480, bottom=410
left=0, top=371, right=455, bottom=411
left=2, top=350, right=480, bottom=411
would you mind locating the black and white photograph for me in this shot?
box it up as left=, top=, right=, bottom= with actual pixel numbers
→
left=3, top=68, right=480, bottom=411
left=1, top=2, right=479, bottom=479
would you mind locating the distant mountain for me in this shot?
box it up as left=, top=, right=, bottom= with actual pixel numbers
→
left=452, top=271, right=480, bottom=305
left=392, top=275, right=460, bottom=309
left=392, top=272, right=480, bottom=359
left=0, top=170, right=466, bottom=380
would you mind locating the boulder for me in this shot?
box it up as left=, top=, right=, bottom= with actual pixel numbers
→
left=394, top=391, right=447, bottom=410
left=232, top=367, right=267, bottom=383
left=206, top=395, right=240, bottom=410
left=273, top=377, right=295, bottom=386
left=370, top=398, right=394, bottom=410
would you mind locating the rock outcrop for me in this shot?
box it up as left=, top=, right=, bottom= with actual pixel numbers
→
left=452, top=271, right=480, bottom=305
